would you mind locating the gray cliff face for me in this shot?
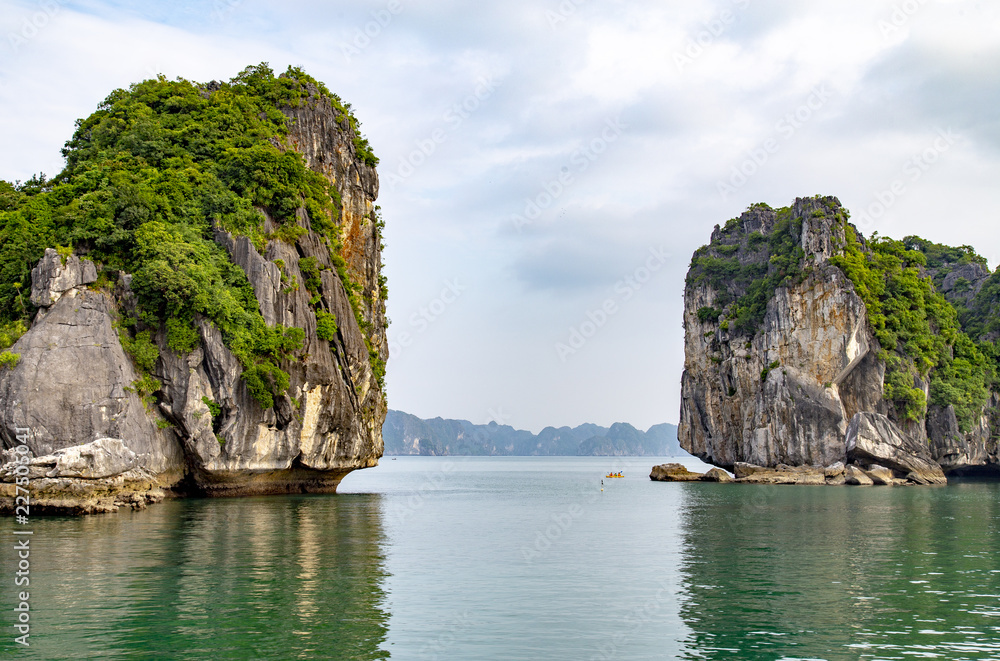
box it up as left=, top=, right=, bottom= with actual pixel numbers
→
left=678, top=196, right=995, bottom=481
left=156, top=221, right=383, bottom=494
left=2, top=252, right=183, bottom=477
left=927, top=397, right=1000, bottom=474
left=926, top=260, right=992, bottom=322
left=284, top=94, right=388, bottom=456
left=0, top=101, right=387, bottom=512
left=680, top=198, right=883, bottom=469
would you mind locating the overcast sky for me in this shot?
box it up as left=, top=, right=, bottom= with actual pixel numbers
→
left=1, top=0, right=998, bottom=432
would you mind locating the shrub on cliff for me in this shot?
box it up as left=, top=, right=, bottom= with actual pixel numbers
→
left=829, top=227, right=996, bottom=428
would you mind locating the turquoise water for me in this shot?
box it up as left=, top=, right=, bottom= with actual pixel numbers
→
left=3, top=456, right=1000, bottom=659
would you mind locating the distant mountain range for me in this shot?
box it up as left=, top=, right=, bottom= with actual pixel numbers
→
left=382, top=411, right=683, bottom=457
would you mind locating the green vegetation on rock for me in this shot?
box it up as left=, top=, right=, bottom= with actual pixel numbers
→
left=0, top=351, right=19, bottom=370
left=120, top=328, right=160, bottom=373
left=687, top=204, right=806, bottom=335
left=0, top=64, right=379, bottom=409
left=201, top=395, right=222, bottom=420
left=165, top=316, right=200, bottom=353
left=964, top=273, right=1000, bottom=342
left=830, top=228, right=996, bottom=430
left=0, top=320, right=26, bottom=350
left=315, top=309, right=338, bottom=342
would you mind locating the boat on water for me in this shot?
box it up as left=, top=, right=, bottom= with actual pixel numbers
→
left=605, top=472, right=624, bottom=478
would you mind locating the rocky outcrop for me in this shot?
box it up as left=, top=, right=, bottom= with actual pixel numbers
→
left=844, top=464, right=873, bottom=486
left=678, top=196, right=999, bottom=483
left=9, top=438, right=137, bottom=479
left=733, top=462, right=826, bottom=485
left=864, top=464, right=896, bottom=485
left=846, top=413, right=947, bottom=485
left=680, top=198, right=887, bottom=470
left=29, top=249, right=98, bottom=307
left=1, top=93, right=387, bottom=513
left=702, top=467, right=733, bottom=483
left=0, top=279, right=183, bottom=474
left=650, top=463, right=704, bottom=482
left=649, top=459, right=913, bottom=486
left=926, top=398, right=1000, bottom=474
left=0, top=439, right=163, bottom=514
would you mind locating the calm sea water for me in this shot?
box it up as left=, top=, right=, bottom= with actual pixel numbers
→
left=3, top=456, right=1000, bottom=660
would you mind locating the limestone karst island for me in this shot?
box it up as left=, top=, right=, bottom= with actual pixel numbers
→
left=0, top=66, right=387, bottom=513
left=652, top=196, right=1000, bottom=487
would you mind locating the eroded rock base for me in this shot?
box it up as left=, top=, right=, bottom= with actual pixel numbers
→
left=650, top=460, right=943, bottom=486
left=0, top=471, right=171, bottom=515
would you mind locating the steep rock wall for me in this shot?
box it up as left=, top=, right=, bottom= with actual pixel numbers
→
left=680, top=199, right=880, bottom=468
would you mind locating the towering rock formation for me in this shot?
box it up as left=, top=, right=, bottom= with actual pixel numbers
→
left=678, top=196, right=997, bottom=482
left=0, top=68, right=387, bottom=512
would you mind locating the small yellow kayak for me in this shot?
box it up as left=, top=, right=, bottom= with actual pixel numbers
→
left=605, top=472, right=624, bottom=478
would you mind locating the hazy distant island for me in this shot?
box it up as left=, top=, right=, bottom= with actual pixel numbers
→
left=383, top=410, right=682, bottom=457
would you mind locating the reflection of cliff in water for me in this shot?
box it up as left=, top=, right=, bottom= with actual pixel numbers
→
left=675, top=483, right=1000, bottom=660
left=10, top=495, right=390, bottom=660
